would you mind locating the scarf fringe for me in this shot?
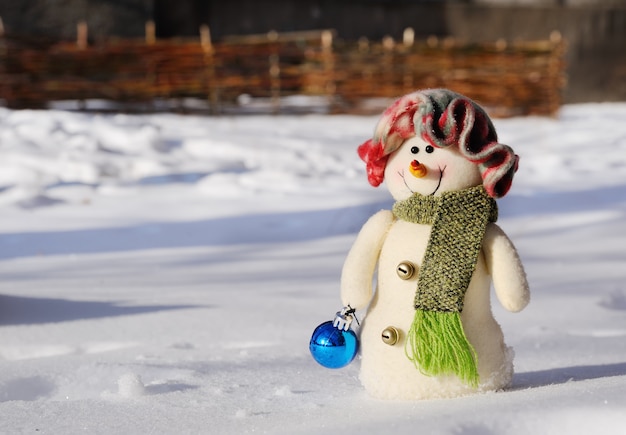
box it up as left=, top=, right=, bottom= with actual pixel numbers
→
left=405, top=310, right=479, bottom=387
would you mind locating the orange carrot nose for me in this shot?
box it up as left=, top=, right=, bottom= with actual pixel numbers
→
left=409, top=160, right=427, bottom=178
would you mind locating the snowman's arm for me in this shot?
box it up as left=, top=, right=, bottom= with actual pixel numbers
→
left=482, top=223, right=530, bottom=312
left=341, top=210, right=394, bottom=310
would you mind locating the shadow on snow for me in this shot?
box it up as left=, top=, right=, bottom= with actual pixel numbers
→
left=1, top=183, right=623, bottom=261
left=0, top=294, right=203, bottom=325
left=512, top=362, right=626, bottom=389
left=0, top=201, right=390, bottom=260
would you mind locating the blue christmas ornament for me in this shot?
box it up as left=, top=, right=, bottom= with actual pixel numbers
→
left=309, top=307, right=359, bottom=369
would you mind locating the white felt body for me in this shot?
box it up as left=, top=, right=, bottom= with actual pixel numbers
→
left=341, top=210, right=529, bottom=400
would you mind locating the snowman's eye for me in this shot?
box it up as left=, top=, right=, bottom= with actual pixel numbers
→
left=425, top=145, right=434, bottom=153
left=410, top=146, right=419, bottom=154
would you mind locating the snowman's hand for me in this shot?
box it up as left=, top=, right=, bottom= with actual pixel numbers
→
left=483, top=224, right=530, bottom=312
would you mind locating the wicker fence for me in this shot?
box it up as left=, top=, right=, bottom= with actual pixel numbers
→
left=0, top=26, right=566, bottom=116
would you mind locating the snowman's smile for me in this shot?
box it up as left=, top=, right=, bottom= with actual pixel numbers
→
left=399, top=166, right=446, bottom=195
left=430, top=166, right=446, bottom=195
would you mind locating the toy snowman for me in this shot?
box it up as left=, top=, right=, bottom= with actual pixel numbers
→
left=341, top=88, right=530, bottom=399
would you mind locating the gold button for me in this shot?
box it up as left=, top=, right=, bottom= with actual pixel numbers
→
left=381, top=326, right=399, bottom=345
left=396, top=262, right=415, bottom=280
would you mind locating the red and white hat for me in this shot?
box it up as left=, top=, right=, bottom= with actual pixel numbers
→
left=357, top=88, right=519, bottom=198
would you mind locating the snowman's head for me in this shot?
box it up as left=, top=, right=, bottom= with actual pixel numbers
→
left=358, top=89, right=518, bottom=200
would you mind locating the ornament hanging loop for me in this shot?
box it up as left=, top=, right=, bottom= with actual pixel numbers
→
left=333, top=305, right=358, bottom=331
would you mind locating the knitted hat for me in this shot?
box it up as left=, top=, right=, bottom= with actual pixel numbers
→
left=357, top=88, right=519, bottom=198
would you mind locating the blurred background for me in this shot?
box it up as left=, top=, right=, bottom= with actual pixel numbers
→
left=0, top=0, right=623, bottom=114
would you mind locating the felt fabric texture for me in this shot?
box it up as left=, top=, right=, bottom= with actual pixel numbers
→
left=392, top=185, right=498, bottom=386
left=342, top=216, right=528, bottom=399
left=340, top=210, right=395, bottom=309
left=357, top=89, right=518, bottom=198
left=338, top=89, right=530, bottom=400
left=392, top=185, right=498, bottom=313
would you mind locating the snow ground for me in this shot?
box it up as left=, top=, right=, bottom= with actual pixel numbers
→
left=0, top=103, right=625, bottom=434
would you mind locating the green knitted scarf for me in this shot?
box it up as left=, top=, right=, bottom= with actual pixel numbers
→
left=392, top=185, right=498, bottom=386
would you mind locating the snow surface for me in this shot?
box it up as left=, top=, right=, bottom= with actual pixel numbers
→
left=0, top=103, right=625, bottom=434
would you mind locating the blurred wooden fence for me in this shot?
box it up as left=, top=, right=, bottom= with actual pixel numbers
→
left=0, top=24, right=566, bottom=116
